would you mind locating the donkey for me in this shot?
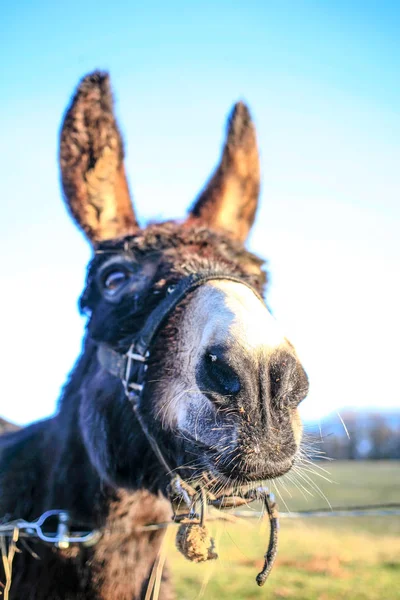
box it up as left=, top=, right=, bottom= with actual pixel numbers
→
left=0, top=71, right=309, bottom=600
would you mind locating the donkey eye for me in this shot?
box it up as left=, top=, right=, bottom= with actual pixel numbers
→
left=103, top=270, right=129, bottom=293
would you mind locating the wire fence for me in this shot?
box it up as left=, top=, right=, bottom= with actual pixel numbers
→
left=1, top=502, right=399, bottom=600
left=233, top=503, right=400, bottom=519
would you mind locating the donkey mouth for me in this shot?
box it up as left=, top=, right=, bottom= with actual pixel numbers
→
left=178, top=428, right=297, bottom=483
left=181, top=443, right=296, bottom=485
left=208, top=457, right=295, bottom=484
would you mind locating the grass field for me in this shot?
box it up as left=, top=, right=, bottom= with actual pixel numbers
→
left=167, top=461, right=400, bottom=600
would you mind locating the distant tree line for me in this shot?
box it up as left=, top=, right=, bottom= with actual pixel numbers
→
left=309, top=410, right=400, bottom=460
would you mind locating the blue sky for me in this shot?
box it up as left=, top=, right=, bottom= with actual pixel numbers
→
left=1, top=1, right=399, bottom=425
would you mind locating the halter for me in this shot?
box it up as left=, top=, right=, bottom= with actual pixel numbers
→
left=96, top=270, right=279, bottom=586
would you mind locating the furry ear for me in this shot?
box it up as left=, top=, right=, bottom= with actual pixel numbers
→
left=187, top=102, right=260, bottom=243
left=59, top=71, right=138, bottom=244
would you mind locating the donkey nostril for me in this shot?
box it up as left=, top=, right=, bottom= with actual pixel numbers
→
left=204, top=352, right=241, bottom=396
left=269, top=352, right=309, bottom=408
left=197, top=346, right=241, bottom=397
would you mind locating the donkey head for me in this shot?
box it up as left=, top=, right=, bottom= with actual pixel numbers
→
left=60, top=72, right=308, bottom=491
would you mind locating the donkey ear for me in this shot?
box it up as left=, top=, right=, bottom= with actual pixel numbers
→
left=187, top=102, right=260, bottom=243
left=59, top=71, right=138, bottom=244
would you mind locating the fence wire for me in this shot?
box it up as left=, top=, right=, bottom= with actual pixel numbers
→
left=233, top=503, right=400, bottom=520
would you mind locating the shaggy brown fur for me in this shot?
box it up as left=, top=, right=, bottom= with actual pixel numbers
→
left=59, top=72, right=138, bottom=242
left=187, top=101, right=260, bottom=242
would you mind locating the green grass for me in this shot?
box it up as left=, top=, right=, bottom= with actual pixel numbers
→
left=168, top=461, right=400, bottom=600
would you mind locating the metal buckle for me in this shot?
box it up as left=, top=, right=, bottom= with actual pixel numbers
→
left=122, top=343, right=148, bottom=397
